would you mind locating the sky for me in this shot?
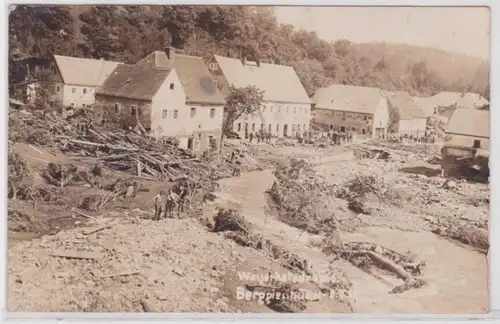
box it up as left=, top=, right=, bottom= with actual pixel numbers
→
left=273, top=6, right=490, bottom=60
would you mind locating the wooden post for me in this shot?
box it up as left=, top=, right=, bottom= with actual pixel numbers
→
left=137, top=161, right=142, bottom=177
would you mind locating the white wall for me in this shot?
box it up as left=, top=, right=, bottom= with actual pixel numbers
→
left=186, top=103, right=224, bottom=136
left=445, top=133, right=490, bottom=150
left=151, top=69, right=188, bottom=139
left=372, top=98, right=389, bottom=137
left=233, top=101, right=311, bottom=138
left=62, top=84, right=97, bottom=107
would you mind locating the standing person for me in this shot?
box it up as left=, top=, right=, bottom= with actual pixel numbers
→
left=256, top=131, right=261, bottom=144
left=249, top=131, right=254, bottom=143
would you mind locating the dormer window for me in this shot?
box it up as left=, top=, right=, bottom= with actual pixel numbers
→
left=170, top=83, right=174, bottom=90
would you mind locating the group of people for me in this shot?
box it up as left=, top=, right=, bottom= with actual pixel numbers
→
left=317, top=130, right=354, bottom=145
left=386, top=130, right=437, bottom=144
left=246, top=129, right=272, bottom=144
left=245, top=129, right=313, bottom=145
left=152, top=184, right=189, bottom=220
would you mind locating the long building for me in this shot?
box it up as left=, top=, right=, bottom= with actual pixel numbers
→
left=208, top=54, right=312, bottom=138
left=312, top=84, right=390, bottom=138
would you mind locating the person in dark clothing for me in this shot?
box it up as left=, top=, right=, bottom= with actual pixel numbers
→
left=249, top=132, right=254, bottom=143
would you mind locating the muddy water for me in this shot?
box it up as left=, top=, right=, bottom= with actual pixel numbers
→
left=217, top=169, right=489, bottom=314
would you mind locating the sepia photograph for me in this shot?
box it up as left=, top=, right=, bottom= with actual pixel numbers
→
left=7, top=4, right=490, bottom=314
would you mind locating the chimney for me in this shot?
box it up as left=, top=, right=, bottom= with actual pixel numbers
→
left=166, top=46, right=176, bottom=60
left=239, top=47, right=246, bottom=66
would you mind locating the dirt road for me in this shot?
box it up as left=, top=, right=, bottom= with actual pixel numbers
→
left=217, top=166, right=489, bottom=314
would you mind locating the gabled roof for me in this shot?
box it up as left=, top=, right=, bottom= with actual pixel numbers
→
left=312, top=84, right=385, bottom=114
left=431, top=91, right=489, bottom=109
left=53, top=55, right=122, bottom=87
left=137, top=51, right=225, bottom=105
left=412, top=96, right=437, bottom=117
left=213, top=55, right=311, bottom=104
left=96, top=64, right=172, bottom=101
left=386, top=91, right=426, bottom=119
left=446, top=108, right=489, bottom=138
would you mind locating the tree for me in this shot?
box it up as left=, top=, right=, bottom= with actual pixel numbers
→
left=221, top=85, right=265, bottom=141
left=8, top=149, right=29, bottom=200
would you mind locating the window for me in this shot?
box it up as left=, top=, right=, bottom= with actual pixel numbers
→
left=268, top=124, right=272, bottom=133
left=114, top=103, right=120, bottom=113
left=209, top=62, right=218, bottom=70
left=210, top=108, right=216, bottom=119
left=364, top=115, right=367, bottom=121
left=292, top=125, right=296, bottom=132
left=260, top=124, right=264, bottom=131
left=198, top=124, right=202, bottom=128
left=56, top=85, right=60, bottom=93
left=130, top=105, right=137, bottom=116
left=286, top=107, right=289, bottom=113
left=237, top=123, right=242, bottom=132
left=351, top=127, right=356, bottom=131
left=173, top=110, right=178, bottom=119
left=190, top=107, right=196, bottom=117
left=83, top=88, right=87, bottom=94
left=252, top=123, right=255, bottom=131
left=278, top=107, right=281, bottom=113
left=170, top=83, right=175, bottom=90
left=473, top=140, right=481, bottom=149
left=51, top=66, right=56, bottom=76
left=293, top=107, right=296, bottom=113
left=162, top=109, right=168, bottom=119
left=276, top=124, right=280, bottom=132
left=72, top=87, right=76, bottom=93
left=341, top=112, right=346, bottom=121
left=362, top=129, right=366, bottom=135
left=263, top=107, right=267, bottom=113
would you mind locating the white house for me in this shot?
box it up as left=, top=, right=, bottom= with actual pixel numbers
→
left=430, top=91, right=489, bottom=110
left=27, top=55, right=122, bottom=108
left=209, top=54, right=311, bottom=138
left=312, top=84, right=390, bottom=138
left=386, top=91, right=427, bottom=135
left=95, top=49, right=225, bottom=153
left=441, top=108, right=490, bottom=178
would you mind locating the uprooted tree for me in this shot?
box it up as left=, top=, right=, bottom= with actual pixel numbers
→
left=221, top=85, right=265, bottom=144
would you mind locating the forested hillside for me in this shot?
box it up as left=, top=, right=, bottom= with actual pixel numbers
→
left=8, top=5, right=490, bottom=98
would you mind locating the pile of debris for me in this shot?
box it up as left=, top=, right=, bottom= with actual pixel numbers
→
left=7, top=217, right=254, bottom=312
left=8, top=109, right=240, bottom=182
left=321, top=240, right=427, bottom=294
left=211, top=208, right=309, bottom=273
left=267, top=159, right=339, bottom=234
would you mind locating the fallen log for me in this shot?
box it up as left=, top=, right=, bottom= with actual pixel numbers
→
left=365, top=250, right=411, bottom=281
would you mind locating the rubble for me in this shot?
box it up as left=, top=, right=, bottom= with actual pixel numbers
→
left=6, top=217, right=267, bottom=312
left=8, top=109, right=250, bottom=183
left=267, top=159, right=339, bottom=235
left=321, top=240, right=426, bottom=294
